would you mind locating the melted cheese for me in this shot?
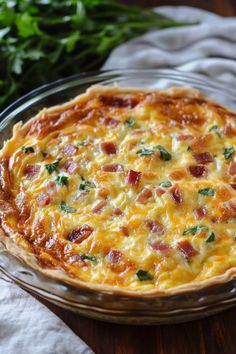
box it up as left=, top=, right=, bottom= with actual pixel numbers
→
left=1, top=85, right=236, bottom=292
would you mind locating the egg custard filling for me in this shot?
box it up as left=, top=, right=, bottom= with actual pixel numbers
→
left=1, top=85, right=236, bottom=294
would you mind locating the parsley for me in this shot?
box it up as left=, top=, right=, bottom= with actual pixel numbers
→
left=156, top=145, right=172, bottom=161
left=81, top=254, right=97, bottom=262
left=124, top=118, right=135, bottom=127
left=198, top=188, right=215, bottom=196
left=136, top=269, right=153, bottom=281
left=77, top=139, right=87, bottom=147
left=206, top=232, right=216, bottom=243
left=209, top=125, right=221, bottom=138
left=159, top=180, right=172, bottom=188
left=0, top=1, right=191, bottom=109
left=223, top=147, right=234, bottom=160
left=136, top=147, right=154, bottom=156
left=183, top=225, right=209, bottom=236
left=60, top=201, right=77, bottom=213
left=22, top=146, right=34, bottom=154
left=79, top=177, right=95, bottom=192
left=45, top=158, right=61, bottom=175
left=56, top=175, right=69, bottom=187
left=136, top=145, right=172, bottom=160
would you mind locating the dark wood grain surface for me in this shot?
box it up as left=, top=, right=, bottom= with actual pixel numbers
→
left=36, top=1, right=236, bottom=353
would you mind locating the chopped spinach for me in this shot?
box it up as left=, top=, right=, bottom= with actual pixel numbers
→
left=60, top=201, right=77, bottom=213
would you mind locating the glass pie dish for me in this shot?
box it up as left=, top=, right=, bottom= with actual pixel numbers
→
left=1, top=69, right=236, bottom=324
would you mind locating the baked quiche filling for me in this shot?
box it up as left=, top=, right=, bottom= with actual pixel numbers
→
left=1, top=85, right=236, bottom=293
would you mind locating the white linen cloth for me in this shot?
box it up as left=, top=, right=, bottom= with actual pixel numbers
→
left=1, top=6, right=236, bottom=354
left=0, top=272, right=94, bottom=354
left=103, top=6, right=236, bottom=84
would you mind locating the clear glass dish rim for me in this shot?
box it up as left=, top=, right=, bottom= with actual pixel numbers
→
left=1, top=68, right=236, bottom=307
left=1, top=68, right=236, bottom=124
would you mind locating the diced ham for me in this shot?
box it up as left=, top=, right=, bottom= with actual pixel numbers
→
left=230, top=184, right=236, bottom=191
left=126, top=170, right=142, bottom=186
left=37, top=192, right=51, bottom=206
left=229, top=162, right=236, bottom=175
left=100, top=117, right=120, bottom=127
left=67, top=224, right=94, bottom=243
left=63, top=160, right=79, bottom=174
left=112, top=208, right=123, bottom=216
left=120, top=226, right=129, bottom=236
left=136, top=188, right=152, bottom=204
left=156, top=188, right=166, bottom=197
left=101, top=164, right=124, bottom=172
left=100, top=142, right=117, bottom=155
left=194, top=207, right=207, bottom=220
left=177, top=240, right=198, bottom=258
left=170, top=185, right=183, bottom=203
left=220, top=200, right=236, bottom=222
left=193, top=152, right=214, bottom=164
left=92, top=200, right=107, bottom=214
left=176, top=134, right=193, bottom=141
left=23, top=164, right=40, bottom=180
left=106, top=250, right=122, bottom=263
left=150, top=240, right=171, bottom=253
left=62, top=143, right=77, bottom=156
left=146, top=220, right=165, bottom=235
left=188, top=165, right=207, bottom=178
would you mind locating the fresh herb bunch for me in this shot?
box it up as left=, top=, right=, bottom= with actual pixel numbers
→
left=0, top=0, right=191, bottom=109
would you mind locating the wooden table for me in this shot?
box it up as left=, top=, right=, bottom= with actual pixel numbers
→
left=38, top=1, right=236, bottom=353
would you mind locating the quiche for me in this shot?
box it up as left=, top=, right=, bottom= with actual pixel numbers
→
left=1, top=85, right=236, bottom=295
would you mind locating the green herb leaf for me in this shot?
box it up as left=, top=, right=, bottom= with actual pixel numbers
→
left=224, top=147, right=235, bottom=160
left=0, top=1, right=192, bottom=109
left=183, top=225, right=209, bottom=236
left=136, top=145, right=171, bottom=160
left=124, top=118, right=135, bottom=127
left=79, top=178, right=95, bottom=192
left=22, top=146, right=34, bottom=154
left=45, top=158, right=61, bottom=174
left=198, top=188, right=215, bottom=196
left=136, top=147, right=154, bottom=156
left=56, top=175, right=69, bottom=187
left=209, top=125, right=221, bottom=138
left=159, top=180, right=172, bottom=188
left=136, top=269, right=153, bottom=281
left=206, top=232, right=216, bottom=243
left=60, top=201, right=77, bottom=213
left=77, top=139, right=87, bottom=146
left=16, top=13, right=41, bottom=38
left=156, top=145, right=172, bottom=161
left=81, top=254, right=97, bottom=262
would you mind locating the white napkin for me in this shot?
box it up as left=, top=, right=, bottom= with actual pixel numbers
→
left=103, top=6, right=236, bottom=84
left=0, top=274, right=94, bottom=354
